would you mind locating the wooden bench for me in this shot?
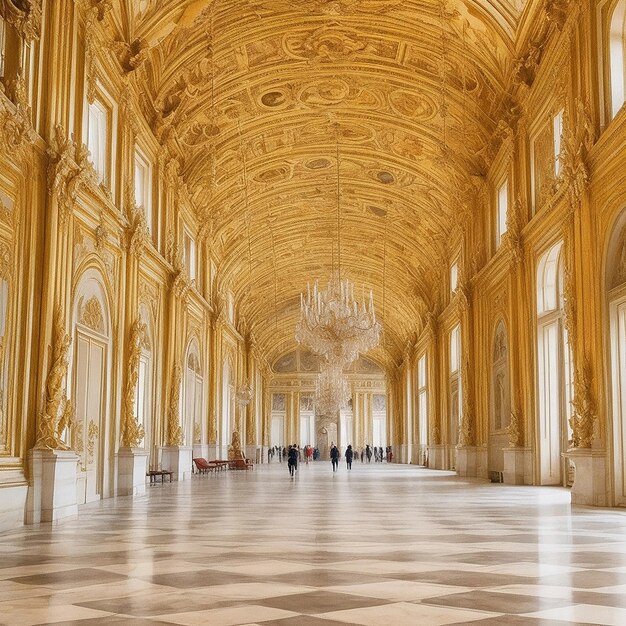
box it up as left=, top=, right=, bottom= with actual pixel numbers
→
left=147, top=470, right=173, bottom=484
left=212, top=460, right=229, bottom=471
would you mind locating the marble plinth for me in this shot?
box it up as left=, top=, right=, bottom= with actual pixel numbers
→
left=564, top=448, right=608, bottom=507
left=0, top=465, right=28, bottom=532
left=160, top=446, right=193, bottom=481
left=427, top=444, right=446, bottom=469
left=117, top=447, right=148, bottom=497
left=192, top=443, right=209, bottom=461
left=456, top=446, right=478, bottom=477
left=503, top=447, right=532, bottom=485
left=206, top=444, right=219, bottom=461
left=25, top=448, right=79, bottom=525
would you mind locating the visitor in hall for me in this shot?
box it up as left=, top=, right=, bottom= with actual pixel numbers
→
left=366, top=444, right=372, bottom=462
left=361, top=449, right=364, bottom=462
left=330, top=443, right=340, bottom=472
left=287, top=445, right=298, bottom=477
left=345, top=444, right=353, bottom=470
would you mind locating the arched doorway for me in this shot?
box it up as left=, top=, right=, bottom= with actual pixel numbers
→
left=137, top=304, right=154, bottom=465
left=536, top=242, right=573, bottom=485
left=70, top=269, right=112, bottom=503
left=221, top=357, right=234, bottom=457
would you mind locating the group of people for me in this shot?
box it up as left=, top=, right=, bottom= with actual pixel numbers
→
left=329, top=444, right=393, bottom=470
left=276, top=443, right=394, bottom=476
left=268, top=445, right=320, bottom=463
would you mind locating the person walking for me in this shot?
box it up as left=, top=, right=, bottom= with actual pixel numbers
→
left=366, top=444, right=372, bottom=463
left=288, top=444, right=298, bottom=477
left=330, top=443, right=340, bottom=472
left=345, top=444, right=353, bottom=470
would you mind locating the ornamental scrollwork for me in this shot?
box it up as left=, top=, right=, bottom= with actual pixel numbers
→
left=79, top=296, right=105, bottom=333
left=0, top=0, right=42, bottom=41
left=47, top=125, right=98, bottom=225
left=167, top=363, right=184, bottom=446
left=569, top=356, right=597, bottom=449
left=34, top=307, right=72, bottom=450
left=120, top=318, right=147, bottom=447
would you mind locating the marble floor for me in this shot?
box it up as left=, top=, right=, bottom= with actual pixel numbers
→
left=2, top=463, right=626, bottom=625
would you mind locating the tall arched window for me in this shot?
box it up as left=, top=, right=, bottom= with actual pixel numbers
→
left=609, top=0, right=626, bottom=118
left=221, top=359, right=233, bottom=453
left=184, top=342, right=203, bottom=448
left=492, top=321, right=510, bottom=433
left=608, top=214, right=626, bottom=505
left=449, top=324, right=461, bottom=451
left=536, top=243, right=573, bottom=486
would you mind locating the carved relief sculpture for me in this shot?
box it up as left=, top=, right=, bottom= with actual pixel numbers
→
left=120, top=318, right=147, bottom=448
left=166, top=363, right=183, bottom=446
left=34, top=307, right=72, bottom=449
left=569, top=357, right=597, bottom=449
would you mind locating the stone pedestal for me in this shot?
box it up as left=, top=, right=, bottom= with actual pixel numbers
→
left=503, top=447, right=532, bottom=485
left=476, top=445, right=489, bottom=479
left=161, top=446, right=193, bottom=481
left=117, top=447, right=148, bottom=497
left=0, top=465, right=28, bottom=532
left=206, top=444, right=219, bottom=461
left=397, top=444, right=411, bottom=464
left=26, top=449, right=79, bottom=525
left=192, top=444, right=209, bottom=461
left=456, top=446, right=478, bottom=477
left=564, top=449, right=608, bottom=507
left=427, top=445, right=446, bottom=469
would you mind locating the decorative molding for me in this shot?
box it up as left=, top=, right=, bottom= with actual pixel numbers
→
left=79, top=295, right=104, bottom=333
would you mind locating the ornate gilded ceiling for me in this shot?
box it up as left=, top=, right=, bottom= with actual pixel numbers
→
left=105, top=0, right=536, bottom=369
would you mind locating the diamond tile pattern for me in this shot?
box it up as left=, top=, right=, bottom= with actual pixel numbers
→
left=1, top=464, right=626, bottom=625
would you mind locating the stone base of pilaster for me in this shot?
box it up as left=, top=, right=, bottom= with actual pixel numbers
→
left=192, top=444, right=209, bottom=462
left=206, top=444, right=219, bottom=461
left=397, top=444, right=411, bottom=464
left=245, top=445, right=260, bottom=464
left=476, top=445, right=489, bottom=479
left=503, top=447, right=532, bottom=485
left=456, top=446, right=478, bottom=477
left=117, top=448, right=148, bottom=497
left=426, top=445, right=447, bottom=469
left=563, top=448, right=608, bottom=507
left=160, top=446, right=193, bottom=481
left=26, top=449, right=79, bottom=525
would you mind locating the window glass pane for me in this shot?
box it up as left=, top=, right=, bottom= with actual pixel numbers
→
left=87, top=101, right=107, bottom=182
left=553, top=110, right=563, bottom=176
left=497, top=179, right=508, bottom=245
left=134, top=161, right=145, bottom=208
left=417, top=355, right=426, bottom=389
left=450, top=325, right=460, bottom=373
left=0, top=18, right=6, bottom=79
left=610, top=1, right=626, bottom=118
left=450, top=263, right=458, bottom=293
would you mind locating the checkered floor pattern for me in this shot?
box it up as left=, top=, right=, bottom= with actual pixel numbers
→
left=2, top=462, right=626, bottom=625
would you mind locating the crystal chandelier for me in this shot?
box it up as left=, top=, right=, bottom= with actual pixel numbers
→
left=297, top=274, right=380, bottom=366
left=314, top=363, right=350, bottom=416
left=295, top=133, right=381, bottom=368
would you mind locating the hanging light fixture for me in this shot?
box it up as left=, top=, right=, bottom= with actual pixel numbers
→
left=295, top=127, right=381, bottom=369
left=314, top=362, right=351, bottom=416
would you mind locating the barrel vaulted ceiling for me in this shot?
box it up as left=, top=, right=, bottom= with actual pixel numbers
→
left=104, top=0, right=540, bottom=370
